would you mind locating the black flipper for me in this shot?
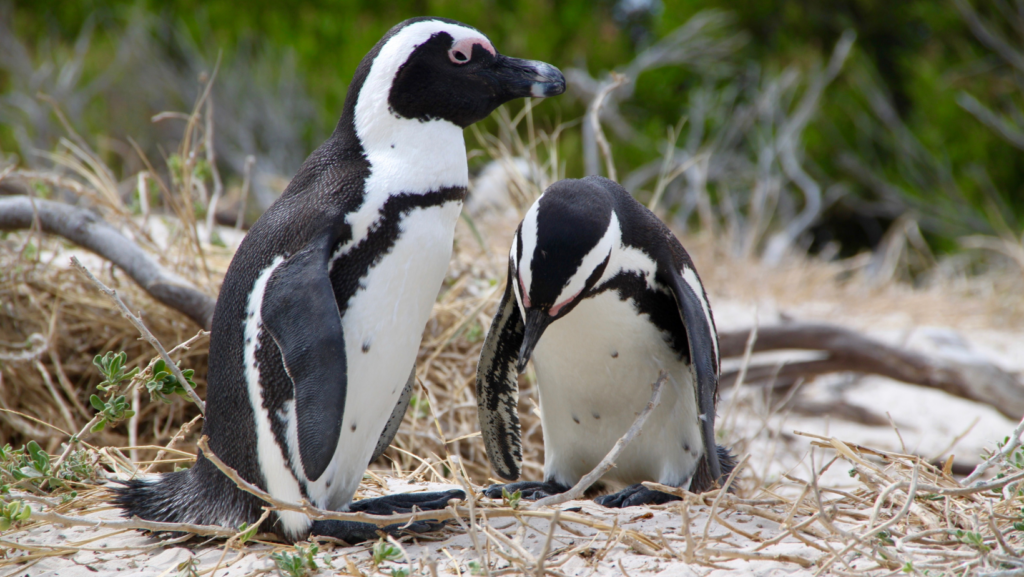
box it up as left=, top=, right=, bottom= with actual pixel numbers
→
left=262, top=232, right=347, bottom=482
left=482, top=480, right=570, bottom=501
left=475, top=262, right=526, bottom=481
left=369, top=368, right=415, bottom=465
left=663, top=263, right=724, bottom=487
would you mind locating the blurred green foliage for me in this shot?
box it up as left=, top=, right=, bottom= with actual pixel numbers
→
left=6, top=0, right=1023, bottom=254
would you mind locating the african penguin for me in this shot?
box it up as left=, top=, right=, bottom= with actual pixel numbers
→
left=113, top=17, right=565, bottom=543
left=476, top=176, right=735, bottom=507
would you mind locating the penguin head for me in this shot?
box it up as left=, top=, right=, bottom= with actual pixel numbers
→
left=346, top=17, right=565, bottom=140
left=511, top=178, right=618, bottom=372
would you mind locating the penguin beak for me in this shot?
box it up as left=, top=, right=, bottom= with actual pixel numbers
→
left=517, top=309, right=554, bottom=374
left=490, top=56, right=566, bottom=100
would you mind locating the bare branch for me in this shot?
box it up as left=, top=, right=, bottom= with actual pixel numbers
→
left=718, top=323, right=1024, bottom=419
left=0, top=196, right=216, bottom=329
left=70, top=256, right=206, bottom=413
left=531, top=373, right=665, bottom=508
left=28, top=509, right=236, bottom=537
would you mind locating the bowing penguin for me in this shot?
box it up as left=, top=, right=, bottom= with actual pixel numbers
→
left=476, top=176, right=734, bottom=507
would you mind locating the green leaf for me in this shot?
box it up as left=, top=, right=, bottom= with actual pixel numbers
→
left=90, top=395, right=105, bottom=411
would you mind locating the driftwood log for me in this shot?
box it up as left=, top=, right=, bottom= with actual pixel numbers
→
left=2, top=194, right=1021, bottom=418
left=0, top=196, right=216, bottom=330
left=719, top=323, right=1024, bottom=420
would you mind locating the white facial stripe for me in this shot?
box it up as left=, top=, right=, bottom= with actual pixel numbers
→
left=600, top=230, right=658, bottom=288
left=244, top=257, right=310, bottom=539
left=518, top=199, right=541, bottom=296
left=552, top=211, right=618, bottom=307
left=334, top=20, right=477, bottom=263
left=680, top=266, right=719, bottom=364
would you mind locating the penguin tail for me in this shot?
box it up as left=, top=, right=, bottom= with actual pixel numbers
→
left=690, top=444, right=738, bottom=493
left=110, top=454, right=263, bottom=533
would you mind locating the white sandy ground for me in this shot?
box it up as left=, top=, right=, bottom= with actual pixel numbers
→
left=5, top=299, right=1022, bottom=577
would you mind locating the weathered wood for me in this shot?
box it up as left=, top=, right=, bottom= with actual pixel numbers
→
left=0, top=196, right=216, bottom=329
left=719, top=323, right=1024, bottom=419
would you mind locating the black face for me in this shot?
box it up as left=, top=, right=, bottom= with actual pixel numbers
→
left=513, top=181, right=615, bottom=372
left=519, top=182, right=613, bottom=315
left=389, top=31, right=565, bottom=128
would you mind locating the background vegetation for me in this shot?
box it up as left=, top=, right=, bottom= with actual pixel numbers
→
left=3, top=0, right=1023, bottom=262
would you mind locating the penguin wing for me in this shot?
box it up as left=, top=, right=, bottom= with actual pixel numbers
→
left=262, top=234, right=347, bottom=482
left=663, top=262, right=724, bottom=486
left=475, top=263, right=525, bottom=481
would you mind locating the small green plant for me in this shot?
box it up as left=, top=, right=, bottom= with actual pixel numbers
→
left=955, top=529, right=990, bottom=553
left=145, top=359, right=197, bottom=403
left=89, top=393, right=135, bottom=432
left=875, top=530, right=895, bottom=546
left=176, top=556, right=199, bottom=577
left=902, top=561, right=913, bottom=573
left=468, top=560, right=485, bottom=575
left=465, top=321, right=483, bottom=343
left=502, top=487, right=522, bottom=510
left=271, top=543, right=320, bottom=577
left=0, top=441, right=91, bottom=493
left=372, top=539, right=403, bottom=566
left=0, top=499, right=31, bottom=530
left=391, top=568, right=410, bottom=577
left=93, top=352, right=139, bottom=393
left=409, top=396, right=430, bottom=418
left=236, top=521, right=258, bottom=544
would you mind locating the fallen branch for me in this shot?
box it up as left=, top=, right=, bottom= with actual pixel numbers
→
left=28, top=509, right=235, bottom=537
left=718, top=322, right=1024, bottom=419
left=531, top=373, right=666, bottom=508
left=0, top=195, right=216, bottom=329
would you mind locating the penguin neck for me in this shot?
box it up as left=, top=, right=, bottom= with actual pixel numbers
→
left=339, top=44, right=470, bottom=194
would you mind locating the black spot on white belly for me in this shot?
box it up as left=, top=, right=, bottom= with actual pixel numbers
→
left=592, top=411, right=600, bottom=420
left=572, top=414, right=580, bottom=424
left=610, top=350, right=618, bottom=358
left=683, top=442, right=690, bottom=452
left=351, top=423, right=357, bottom=432
left=362, top=340, right=371, bottom=353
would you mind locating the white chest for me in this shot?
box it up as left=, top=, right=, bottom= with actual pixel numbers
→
left=307, top=201, right=463, bottom=509
left=531, top=291, right=704, bottom=489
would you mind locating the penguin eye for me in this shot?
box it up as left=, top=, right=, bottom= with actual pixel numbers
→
left=448, top=37, right=495, bottom=65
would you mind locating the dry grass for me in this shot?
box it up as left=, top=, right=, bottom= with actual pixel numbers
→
left=3, top=106, right=1024, bottom=576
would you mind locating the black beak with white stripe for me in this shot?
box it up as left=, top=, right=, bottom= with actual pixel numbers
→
left=477, top=176, right=735, bottom=507
left=113, top=17, right=564, bottom=544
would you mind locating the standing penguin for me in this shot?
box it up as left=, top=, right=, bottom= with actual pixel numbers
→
left=477, top=176, right=734, bottom=507
left=114, top=17, right=565, bottom=543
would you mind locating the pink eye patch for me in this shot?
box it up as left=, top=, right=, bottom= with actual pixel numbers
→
left=449, top=37, right=495, bottom=64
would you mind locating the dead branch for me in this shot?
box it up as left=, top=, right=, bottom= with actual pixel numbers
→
left=531, top=373, right=665, bottom=508
left=0, top=195, right=216, bottom=329
left=70, top=256, right=205, bottom=413
left=718, top=322, right=1024, bottom=419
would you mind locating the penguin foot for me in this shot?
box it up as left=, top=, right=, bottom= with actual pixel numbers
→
left=309, top=519, right=444, bottom=544
left=482, top=480, right=569, bottom=501
left=594, top=484, right=680, bottom=508
left=347, top=489, right=466, bottom=515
